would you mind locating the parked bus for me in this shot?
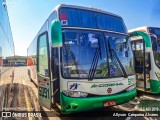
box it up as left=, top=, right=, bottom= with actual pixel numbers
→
left=0, top=0, right=15, bottom=110
left=27, top=4, right=136, bottom=114
left=129, top=26, right=160, bottom=94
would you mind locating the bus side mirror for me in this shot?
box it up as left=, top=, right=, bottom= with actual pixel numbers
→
left=51, top=20, right=62, bottom=48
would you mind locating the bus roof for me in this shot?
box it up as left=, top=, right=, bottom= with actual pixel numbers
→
left=51, top=4, right=123, bottom=19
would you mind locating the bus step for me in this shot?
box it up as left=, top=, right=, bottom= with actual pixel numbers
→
left=137, top=87, right=150, bottom=93
left=136, top=79, right=144, bottom=81
left=56, top=103, right=61, bottom=110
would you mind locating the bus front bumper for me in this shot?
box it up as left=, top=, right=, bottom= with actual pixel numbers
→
left=60, top=89, right=136, bottom=114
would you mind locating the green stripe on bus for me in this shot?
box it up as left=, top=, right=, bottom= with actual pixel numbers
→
left=60, top=89, right=136, bottom=114
left=132, top=31, right=151, bottom=48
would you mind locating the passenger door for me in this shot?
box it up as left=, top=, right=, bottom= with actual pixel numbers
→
left=131, top=35, right=151, bottom=91
left=37, top=32, right=51, bottom=109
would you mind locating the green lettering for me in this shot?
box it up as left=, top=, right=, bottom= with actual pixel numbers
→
left=91, top=82, right=124, bottom=88
left=91, top=84, right=96, bottom=88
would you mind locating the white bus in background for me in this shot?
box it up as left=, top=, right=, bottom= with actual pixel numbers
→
left=129, top=26, right=160, bottom=94
left=27, top=4, right=136, bottom=114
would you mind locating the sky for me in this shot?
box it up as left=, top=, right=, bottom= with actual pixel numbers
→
left=6, top=0, right=160, bottom=56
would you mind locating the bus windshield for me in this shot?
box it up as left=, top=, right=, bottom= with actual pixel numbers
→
left=61, top=30, right=133, bottom=79
left=149, top=28, right=160, bottom=67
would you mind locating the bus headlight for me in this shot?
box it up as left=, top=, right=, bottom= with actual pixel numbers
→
left=62, top=90, right=88, bottom=98
left=125, top=84, right=136, bottom=92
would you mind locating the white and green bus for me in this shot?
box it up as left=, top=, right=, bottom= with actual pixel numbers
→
left=27, top=4, right=136, bottom=114
left=129, top=26, right=160, bottom=94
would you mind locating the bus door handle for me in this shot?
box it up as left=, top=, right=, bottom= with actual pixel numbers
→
left=52, top=88, right=59, bottom=97
left=51, top=78, right=58, bottom=82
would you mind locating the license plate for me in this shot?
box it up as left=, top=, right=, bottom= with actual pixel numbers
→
left=104, top=101, right=116, bottom=107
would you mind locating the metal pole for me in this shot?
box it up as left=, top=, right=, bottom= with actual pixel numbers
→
left=143, top=39, right=146, bottom=91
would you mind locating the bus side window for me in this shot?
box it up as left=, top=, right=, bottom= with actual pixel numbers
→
left=52, top=47, right=60, bottom=103
left=52, top=48, right=59, bottom=78
left=151, top=36, right=157, bottom=51
left=37, top=32, right=49, bottom=77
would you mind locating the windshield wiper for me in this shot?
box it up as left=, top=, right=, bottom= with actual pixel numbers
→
left=88, top=48, right=100, bottom=80
left=110, top=49, right=128, bottom=78
left=88, top=40, right=102, bottom=81
left=107, top=39, right=127, bottom=78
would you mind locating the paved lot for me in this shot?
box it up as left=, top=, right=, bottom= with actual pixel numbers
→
left=4, top=67, right=41, bottom=120
left=0, top=67, right=13, bottom=112
left=1, top=67, right=160, bottom=120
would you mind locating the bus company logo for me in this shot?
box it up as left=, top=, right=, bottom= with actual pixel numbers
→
left=70, top=83, right=80, bottom=90
left=91, top=83, right=124, bottom=88
left=107, top=88, right=112, bottom=93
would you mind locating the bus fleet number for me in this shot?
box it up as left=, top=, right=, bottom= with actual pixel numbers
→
left=39, top=86, right=49, bottom=99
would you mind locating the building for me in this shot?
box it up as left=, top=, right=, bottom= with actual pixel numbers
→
left=6, top=56, right=27, bottom=66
